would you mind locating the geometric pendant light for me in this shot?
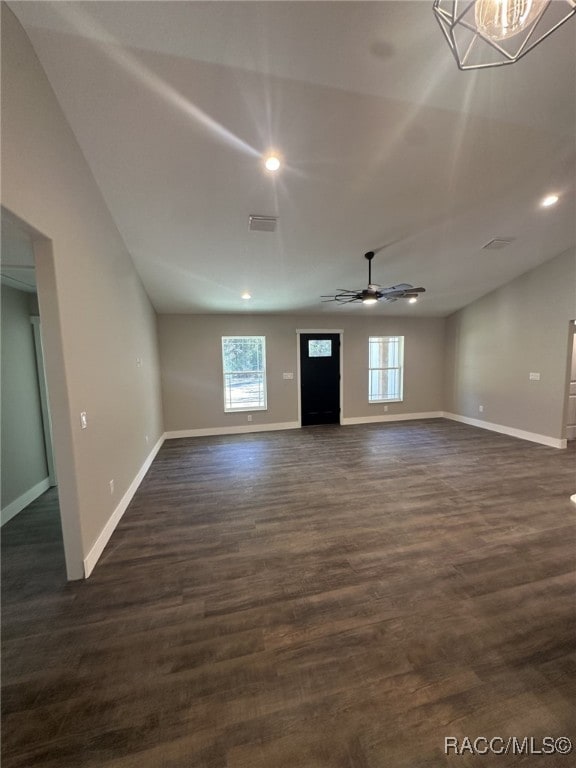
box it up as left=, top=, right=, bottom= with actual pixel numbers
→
left=433, top=0, right=576, bottom=70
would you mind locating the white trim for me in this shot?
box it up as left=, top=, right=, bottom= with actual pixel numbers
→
left=443, top=412, right=567, bottom=449
left=342, top=412, right=443, bottom=426
left=165, top=422, right=300, bottom=440
left=296, top=330, right=344, bottom=426
left=30, top=316, right=57, bottom=486
left=1, top=477, right=50, bottom=526
left=83, top=434, right=165, bottom=577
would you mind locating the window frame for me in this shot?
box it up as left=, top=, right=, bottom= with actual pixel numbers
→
left=222, top=335, right=267, bottom=413
left=368, top=335, right=404, bottom=403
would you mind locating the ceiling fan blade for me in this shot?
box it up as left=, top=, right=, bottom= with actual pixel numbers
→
left=380, top=285, right=426, bottom=297
left=380, top=283, right=413, bottom=292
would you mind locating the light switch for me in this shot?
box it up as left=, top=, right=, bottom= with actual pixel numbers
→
left=529, top=372, right=541, bottom=381
left=80, top=411, right=88, bottom=429
left=283, top=372, right=294, bottom=380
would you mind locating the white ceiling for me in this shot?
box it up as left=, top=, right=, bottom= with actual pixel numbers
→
left=9, top=1, right=576, bottom=316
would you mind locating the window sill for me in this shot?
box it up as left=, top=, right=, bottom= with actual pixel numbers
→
left=369, top=399, right=403, bottom=404
left=224, top=407, right=268, bottom=413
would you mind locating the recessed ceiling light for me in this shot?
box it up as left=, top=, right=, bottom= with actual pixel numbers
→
left=241, top=292, right=251, bottom=300
left=541, top=194, right=559, bottom=207
left=264, top=155, right=281, bottom=172
left=408, top=297, right=418, bottom=304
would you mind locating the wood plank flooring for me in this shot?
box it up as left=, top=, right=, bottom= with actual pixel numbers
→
left=2, top=419, right=576, bottom=767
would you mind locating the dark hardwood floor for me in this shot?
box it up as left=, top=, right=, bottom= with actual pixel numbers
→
left=2, top=419, right=575, bottom=767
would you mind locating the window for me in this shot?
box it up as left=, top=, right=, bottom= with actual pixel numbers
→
left=368, top=336, right=404, bottom=402
left=222, top=336, right=267, bottom=411
left=308, top=339, right=332, bottom=357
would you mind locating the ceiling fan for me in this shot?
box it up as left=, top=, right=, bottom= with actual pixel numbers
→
left=321, top=251, right=426, bottom=305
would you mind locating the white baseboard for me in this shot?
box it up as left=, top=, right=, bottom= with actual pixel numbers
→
left=1, top=477, right=50, bottom=527
left=341, top=411, right=444, bottom=426
left=165, top=422, right=300, bottom=439
left=83, top=434, right=165, bottom=577
left=443, top=412, right=567, bottom=449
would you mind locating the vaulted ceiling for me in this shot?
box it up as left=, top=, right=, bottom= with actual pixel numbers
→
left=9, top=1, right=576, bottom=315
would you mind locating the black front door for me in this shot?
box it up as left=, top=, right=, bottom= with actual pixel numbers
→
left=299, top=333, right=340, bottom=426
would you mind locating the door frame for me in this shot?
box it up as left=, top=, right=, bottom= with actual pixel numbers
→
left=30, top=316, right=57, bottom=486
left=563, top=319, right=576, bottom=440
left=296, top=329, right=344, bottom=427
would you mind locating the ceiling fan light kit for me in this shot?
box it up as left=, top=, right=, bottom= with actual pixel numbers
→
left=321, top=251, right=426, bottom=307
left=433, top=0, right=576, bottom=70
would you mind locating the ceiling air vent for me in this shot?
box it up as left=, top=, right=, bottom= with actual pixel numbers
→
left=482, top=238, right=515, bottom=250
left=249, top=215, right=277, bottom=233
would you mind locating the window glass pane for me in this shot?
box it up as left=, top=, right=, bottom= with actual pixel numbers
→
left=369, top=369, right=384, bottom=400
left=370, top=370, right=400, bottom=400
left=369, top=338, right=382, bottom=368
left=224, top=372, right=265, bottom=410
left=222, top=336, right=266, bottom=411
left=368, top=336, right=404, bottom=402
left=308, top=339, right=332, bottom=357
left=223, top=337, right=263, bottom=373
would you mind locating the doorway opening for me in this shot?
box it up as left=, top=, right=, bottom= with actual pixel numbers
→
left=1, top=211, right=57, bottom=516
left=298, top=331, right=342, bottom=426
left=1, top=207, right=82, bottom=580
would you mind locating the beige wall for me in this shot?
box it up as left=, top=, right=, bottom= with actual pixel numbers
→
left=159, top=314, right=446, bottom=431
left=1, top=285, right=48, bottom=510
left=1, top=7, right=164, bottom=577
left=445, top=249, right=576, bottom=441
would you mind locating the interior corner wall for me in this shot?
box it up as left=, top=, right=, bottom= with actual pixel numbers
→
left=158, top=313, right=446, bottom=432
left=1, top=285, right=48, bottom=515
left=444, top=248, right=576, bottom=442
left=1, top=6, right=164, bottom=577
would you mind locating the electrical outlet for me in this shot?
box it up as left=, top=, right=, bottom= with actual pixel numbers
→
left=384, top=405, right=389, bottom=412
left=479, top=405, right=484, bottom=413
left=109, top=479, right=114, bottom=495
left=80, top=411, right=88, bottom=429
left=136, top=357, right=142, bottom=367
left=247, top=415, right=253, bottom=422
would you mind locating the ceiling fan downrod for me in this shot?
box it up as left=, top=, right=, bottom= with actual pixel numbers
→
left=365, top=251, right=375, bottom=286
